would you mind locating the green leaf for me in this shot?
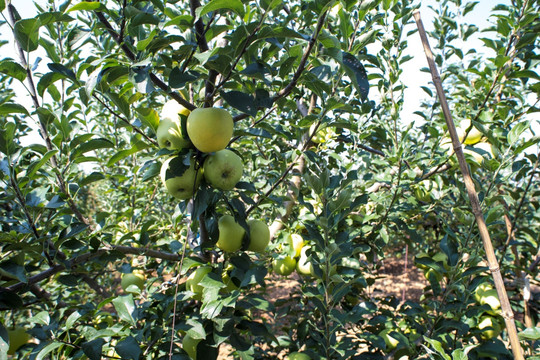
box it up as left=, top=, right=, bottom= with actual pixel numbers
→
left=0, top=103, right=29, bottom=116
left=27, top=150, right=58, bottom=179
left=0, top=121, right=18, bottom=155
left=0, top=59, right=26, bottom=82
left=81, top=338, right=105, bottom=360
left=14, top=18, right=40, bottom=52
left=37, top=72, right=67, bottom=97
left=115, top=336, right=141, bottom=360
left=507, top=121, right=529, bottom=145
left=341, top=52, right=369, bottom=100
left=37, top=11, right=74, bottom=25
left=67, top=2, right=105, bottom=12
left=112, top=295, right=137, bottom=326
left=107, top=141, right=151, bottom=166
left=129, top=67, right=154, bottom=94
left=65, top=311, right=81, bottom=331
left=508, top=70, right=540, bottom=81
left=518, top=326, right=540, bottom=341
left=196, top=0, right=245, bottom=18
left=74, top=138, right=115, bottom=155
left=0, top=260, right=26, bottom=282
left=36, top=342, right=64, bottom=360
left=36, top=107, right=57, bottom=126
left=80, top=172, right=106, bottom=187
left=169, top=68, right=200, bottom=88
left=0, top=0, right=5, bottom=11
left=221, top=91, right=257, bottom=116
left=48, top=63, right=79, bottom=84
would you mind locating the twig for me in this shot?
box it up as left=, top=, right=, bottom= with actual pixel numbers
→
left=94, top=11, right=196, bottom=111
left=413, top=10, right=524, bottom=360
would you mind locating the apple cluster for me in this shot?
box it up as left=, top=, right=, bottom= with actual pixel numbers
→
left=440, top=120, right=494, bottom=169
left=156, top=100, right=271, bottom=253
left=272, top=233, right=321, bottom=277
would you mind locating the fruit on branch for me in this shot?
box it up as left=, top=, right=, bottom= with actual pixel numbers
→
left=186, top=266, right=212, bottom=300
left=296, top=247, right=314, bottom=276
left=456, top=120, right=483, bottom=145
left=477, top=315, right=502, bottom=340
left=379, top=329, right=399, bottom=350
left=182, top=334, right=201, bottom=359
left=7, top=326, right=30, bottom=355
left=216, top=215, right=245, bottom=252
left=160, top=155, right=202, bottom=200
left=203, top=149, right=243, bottom=190
left=187, top=107, right=233, bottom=153
left=121, top=272, right=145, bottom=294
left=272, top=256, right=297, bottom=276
left=413, top=179, right=436, bottom=203
left=287, top=352, right=312, bottom=360
left=221, top=264, right=239, bottom=292
left=309, top=123, right=335, bottom=144
left=478, top=288, right=501, bottom=312
left=287, top=233, right=304, bottom=258
left=247, top=219, right=270, bottom=252
left=423, top=267, right=443, bottom=282
left=156, top=100, right=191, bottom=150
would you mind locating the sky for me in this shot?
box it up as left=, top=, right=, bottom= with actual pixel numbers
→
left=2, top=0, right=533, bottom=140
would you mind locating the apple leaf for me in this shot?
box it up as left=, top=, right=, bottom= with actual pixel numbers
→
left=81, top=338, right=105, bottom=360
left=196, top=0, right=245, bottom=19
left=341, top=52, right=369, bottom=100
left=0, top=59, right=26, bottom=82
left=14, top=18, right=40, bottom=52
left=169, top=67, right=200, bottom=88
left=112, top=295, right=138, bottom=326
left=115, top=336, right=141, bottom=360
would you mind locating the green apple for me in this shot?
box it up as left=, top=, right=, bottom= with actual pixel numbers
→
left=216, top=215, right=245, bottom=252
left=182, top=334, right=201, bottom=359
left=247, top=219, right=270, bottom=252
left=423, top=268, right=443, bottom=282
left=474, top=282, right=494, bottom=303
left=187, top=107, right=233, bottom=153
left=157, top=100, right=191, bottom=150
left=185, top=266, right=212, bottom=300
left=379, top=329, right=399, bottom=350
left=296, top=247, right=314, bottom=276
left=7, top=326, right=30, bottom=355
left=477, top=315, right=502, bottom=340
left=287, top=352, right=311, bottom=360
left=288, top=233, right=304, bottom=258
left=478, top=289, right=501, bottom=311
left=203, top=149, right=243, bottom=190
left=221, top=264, right=239, bottom=292
left=273, top=256, right=297, bottom=276
left=310, top=123, right=335, bottom=144
left=121, top=272, right=145, bottom=293
left=413, top=180, right=435, bottom=203
left=160, top=155, right=203, bottom=200
left=457, top=120, right=483, bottom=145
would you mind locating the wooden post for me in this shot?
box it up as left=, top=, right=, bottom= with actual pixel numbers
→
left=413, top=10, right=524, bottom=360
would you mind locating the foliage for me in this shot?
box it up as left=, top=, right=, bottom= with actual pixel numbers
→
left=0, top=0, right=539, bottom=359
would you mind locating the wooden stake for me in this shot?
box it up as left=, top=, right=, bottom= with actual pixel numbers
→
left=413, top=10, right=524, bottom=360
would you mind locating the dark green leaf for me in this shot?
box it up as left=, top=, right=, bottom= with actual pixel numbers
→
left=221, top=91, right=257, bottom=116
left=82, top=338, right=105, bottom=360
left=0, top=103, right=29, bottom=116
left=37, top=72, right=67, bottom=97
left=48, top=63, right=79, bottom=83
left=342, top=52, right=369, bottom=100
left=115, top=336, right=141, bottom=360
left=14, top=18, right=40, bottom=52
left=27, top=150, right=58, bottom=179
left=75, top=138, right=115, bottom=155
left=0, top=59, right=26, bottom=82
left=169, top=68, right=200, bottom=88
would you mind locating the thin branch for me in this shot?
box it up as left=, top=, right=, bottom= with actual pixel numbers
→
left=93, top=94, right=158, bottom=146
left=94, top=11, right=196, bottom=111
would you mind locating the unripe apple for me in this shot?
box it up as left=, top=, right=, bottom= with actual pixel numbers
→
left=160, top=155, right=202, bottom=200
left=288, top=233, right=304, bottom=258
left=185, top=266, right=212, bottom=300
left=423, top=268, right=443, bottom=282
left=121, top=272, right=146, bottom=294
left=478, top=289, right=501, bottom=311
left=287, top=352, right=311, bottom=360
left=216, top=215, right=245, bottom=252
left=157, top=100, right=191, bottom=150
left=272, top=256, right=296, bottom=276
left=296, top=247, right=314, bottom=276
left=477, top=315, right=502, bottom=340
left=187, top=108, right=233, bottom=153
left=7, top=326, right=30, bottom=355
left=182, top=334, right=201, bottom=359
left=457, top=120, right=483, bottom=145
left=221, top=264, right=239, bottom=292
left=247, top=219, right=270, bottom=252
left=203, top=149, right=243, bottom=190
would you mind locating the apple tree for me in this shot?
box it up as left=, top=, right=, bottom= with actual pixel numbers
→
left=0, top=0, right=539, bottom=359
